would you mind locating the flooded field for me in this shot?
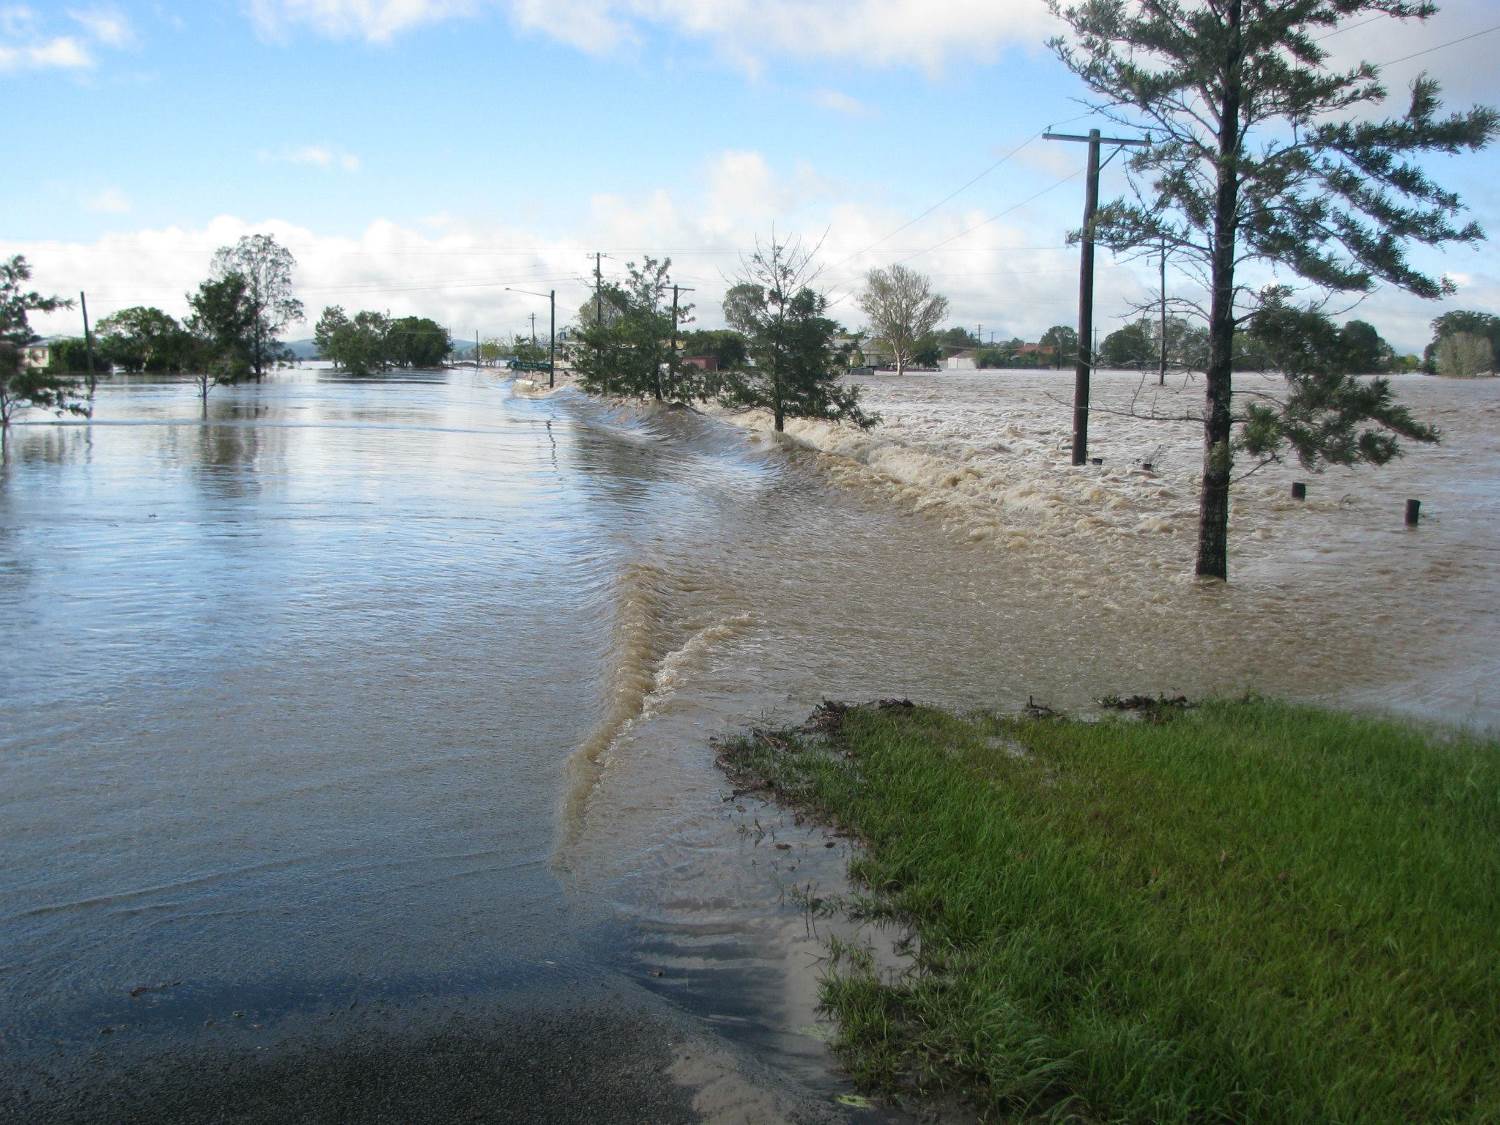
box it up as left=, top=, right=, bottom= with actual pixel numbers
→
left=2, top=366, right=1495, bottom=1119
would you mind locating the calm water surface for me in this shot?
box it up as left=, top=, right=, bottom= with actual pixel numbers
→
left=2, top=367, right=1496, bottom=1111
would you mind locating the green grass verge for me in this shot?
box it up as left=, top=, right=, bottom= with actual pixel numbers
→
left=717, top=699, right=1500, bottom=1122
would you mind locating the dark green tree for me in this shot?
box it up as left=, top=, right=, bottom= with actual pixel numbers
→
left=1241, top=291, right=1436, bottom=465
left=96, top=306, right=190, bottom=373
left=44, top=337, right=99, bottom=374
left=718, top=237, right=877, bottom=433
left=912, top=333, right=944, bottom=367
left=1039, top=325, right=1077, bottom=369
left=1338, top=319, right=1395, bottom=373
left=574, top=257, right=682, bottom=401
left=1051, top=0, right=1496, bottom=578
left=389, top=316, right=449, bottom=368
left=210, top=234, right=303, bottom=379
left=0, top=255, right=87, bottom=441
left=936, top=326, right=981, bottom=350
left=314, top=305, right=391, bottom=375
left=1101, top=319, right=1156, bottom=367
left=186, top=272, right=256, bottom=400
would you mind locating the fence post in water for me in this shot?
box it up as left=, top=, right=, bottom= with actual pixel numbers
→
left=1090, top=456, right=1102, bottom=466
left=1291, top=482, right=1306, bottom=500
left=1405, top=499, right=1421, bottom=526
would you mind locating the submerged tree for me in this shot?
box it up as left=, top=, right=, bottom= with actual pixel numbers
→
left=573, top=256, right=685, bottom=401
left=186, top=272, right=256, bottom=401
left=315, top=305, right=393, bottom=375
left=210, top=234, right=304, bottom=380
left=97, top=306, right=192, bottom=373
left=388, top=316, right=449, bottom=368
left=1424, top=310, right=1500, bottom=372
left=858, top=264, right=948, bottom=377
left=0, top=255, right=88, bottom=443
left=720, top=236, right=877, bottom=433
left=1051, top=0, right=1497, bottom=578
left=1435, top=331, right=1493, bottom=377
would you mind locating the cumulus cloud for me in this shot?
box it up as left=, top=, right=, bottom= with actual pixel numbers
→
left=0, top=33, right=92, bottom=71
left=259, top=144, right=362, bottom=171
left=5, top=148, right=1486, bottom=354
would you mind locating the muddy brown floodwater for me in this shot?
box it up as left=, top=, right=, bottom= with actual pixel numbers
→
left=2, top=366, right=1495, bottom=1121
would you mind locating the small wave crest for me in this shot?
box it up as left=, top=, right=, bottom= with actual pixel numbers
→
left=558, top=562, right=753, bottom=855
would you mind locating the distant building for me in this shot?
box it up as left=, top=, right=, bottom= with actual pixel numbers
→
left=20, top=341, right=53, bottom=370
left=946, top=355, right=977, bottom=370
left=682, top=355, right=719, bottom=372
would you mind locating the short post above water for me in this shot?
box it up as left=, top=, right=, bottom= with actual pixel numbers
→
left=1291, top=482, right=1306, bottom=500
left=1405, top=498, right=1421, bottom=526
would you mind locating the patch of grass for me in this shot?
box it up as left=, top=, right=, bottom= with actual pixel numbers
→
left=717, top=699, right=1500, bottom=1121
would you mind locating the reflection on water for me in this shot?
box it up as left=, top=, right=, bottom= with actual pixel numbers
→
left=2, top=367, right=1496, bottom=1113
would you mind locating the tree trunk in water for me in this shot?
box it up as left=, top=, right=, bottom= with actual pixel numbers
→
left=1195, top=0, right=1243, bottom=582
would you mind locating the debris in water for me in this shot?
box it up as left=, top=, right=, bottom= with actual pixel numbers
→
left=1024, top=696, right=1061, bottom=720
left=127, top=980, right=181, bottom=999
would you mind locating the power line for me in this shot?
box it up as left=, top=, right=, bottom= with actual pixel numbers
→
left=1378, top=21, right=1500, bottom=66
left=825, top=111, right=1097, bottom=276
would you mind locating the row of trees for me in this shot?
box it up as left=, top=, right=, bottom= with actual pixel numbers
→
left=313, top=307, right=449, bottom=374
left=38, top=234, right=306, bottom=401
left=572, top=242, right=876, bottom=432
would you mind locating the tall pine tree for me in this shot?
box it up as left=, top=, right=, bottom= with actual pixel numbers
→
left=1050, top=0, right=1496, bottom=578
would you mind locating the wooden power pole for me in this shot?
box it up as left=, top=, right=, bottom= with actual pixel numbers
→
left=1045, top=127, right=1150, bottom=465
left=1159, top=236, right=1169, bottom=387
left=80, top=290, right=97, bottom=396
left=670, top=283, right=694, bottom=401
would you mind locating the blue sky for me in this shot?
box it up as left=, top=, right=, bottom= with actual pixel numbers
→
left=6, top=0, right=1500, bottom=353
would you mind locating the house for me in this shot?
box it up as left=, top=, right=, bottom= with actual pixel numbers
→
left=681, top=355, right=719, bottom=372
left=21, top=341, right=52, bottom=370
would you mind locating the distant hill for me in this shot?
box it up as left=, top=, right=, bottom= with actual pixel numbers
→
left=284, top=338, right=321, bottom=360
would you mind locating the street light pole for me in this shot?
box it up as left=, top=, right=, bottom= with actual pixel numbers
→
left=506, top=286, right=557, bottom=389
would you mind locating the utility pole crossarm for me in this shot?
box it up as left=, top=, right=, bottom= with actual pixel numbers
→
left=1043, top=131, right=1151, bottom=147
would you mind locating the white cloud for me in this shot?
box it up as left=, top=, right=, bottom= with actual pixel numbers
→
left=5, top=149, right=1488, bottom=354
left=248, top=0, right=481, bottom=43
left=259, top=144, right=362, bottom=171
left=0, top=4, right=135, bottom=72
left=0, top=33, right=92, bottom=70
left=812, top=88, right=870, bottom=117
left=83, top=186, right=131, bottom=213
left=68, top=6, right=135, bottom=47
left=249, top=0, right=1056, bottom=66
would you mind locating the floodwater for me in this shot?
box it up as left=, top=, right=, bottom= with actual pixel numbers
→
left=2, top=366, right=1496, bottom=1118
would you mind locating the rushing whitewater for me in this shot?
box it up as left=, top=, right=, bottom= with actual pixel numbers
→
left=2, top=366, right=1496, bottom=1117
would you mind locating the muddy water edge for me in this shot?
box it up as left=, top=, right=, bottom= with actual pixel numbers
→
left=1, top=367, right=1495, bottom=1121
